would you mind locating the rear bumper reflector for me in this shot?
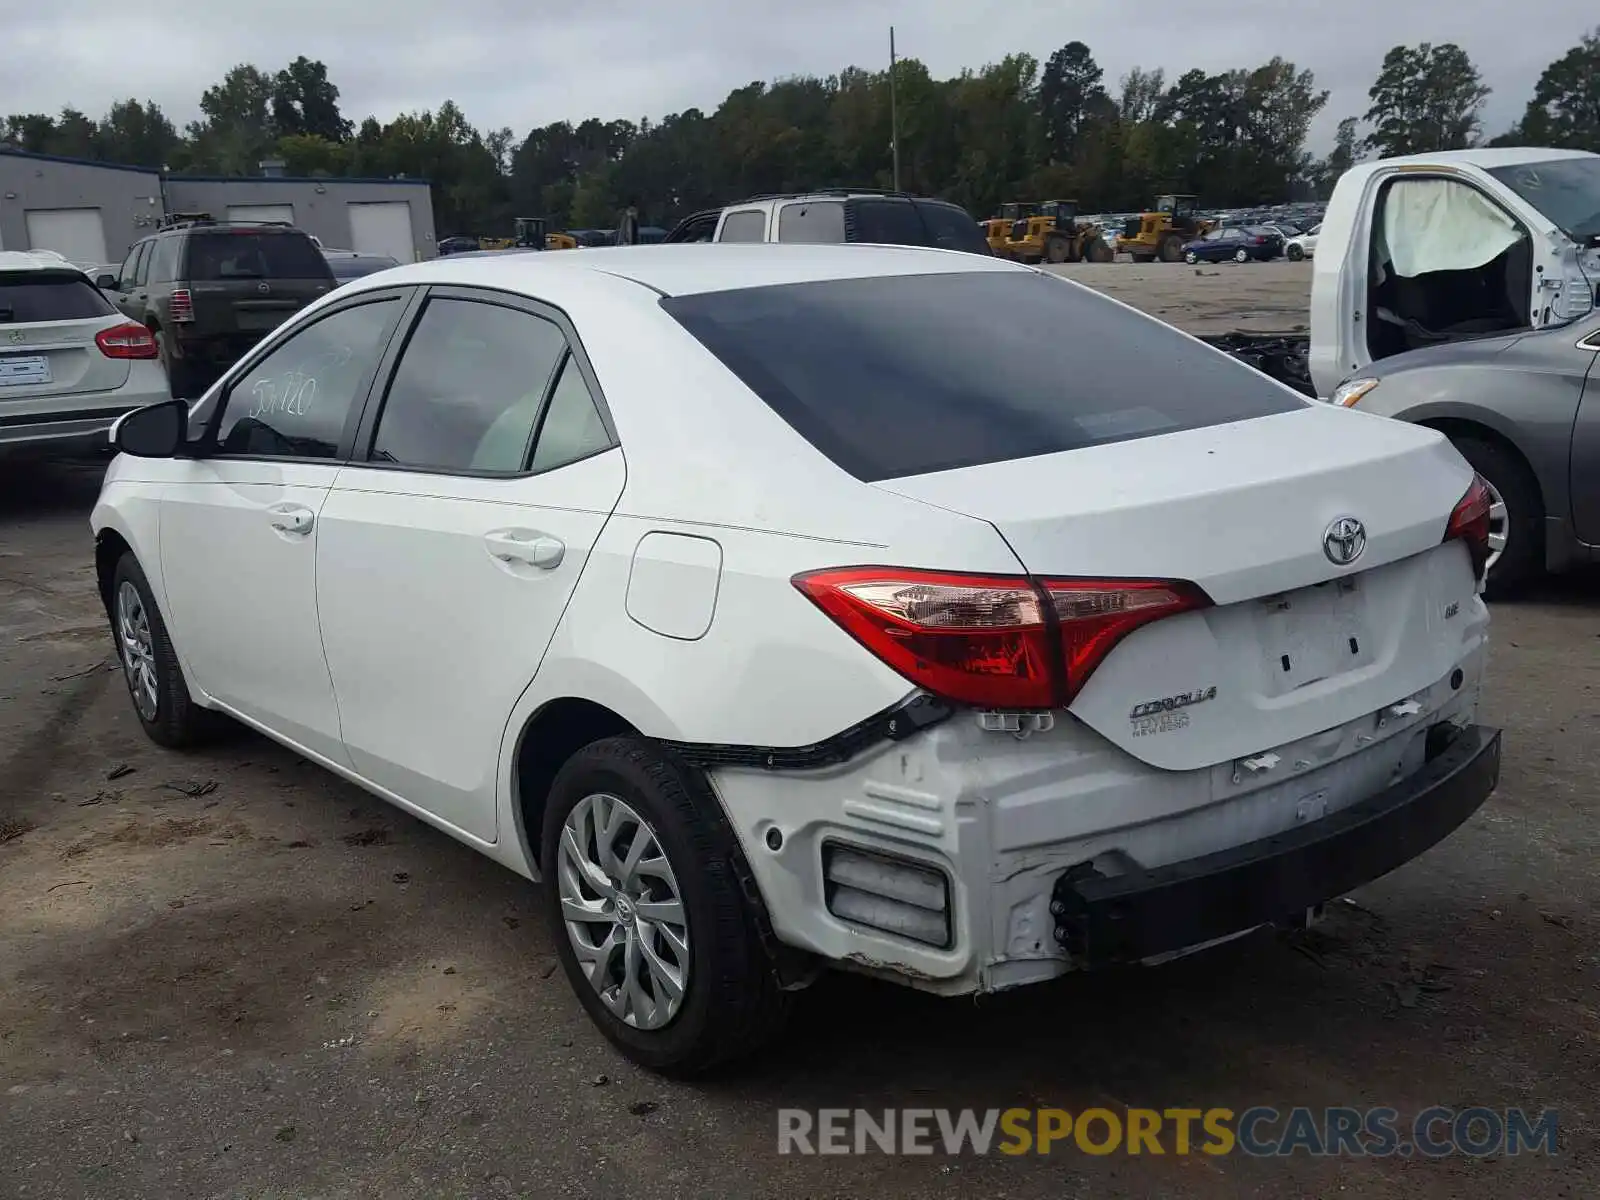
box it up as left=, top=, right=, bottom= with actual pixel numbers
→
left=1051, top=724, right=1501, bottom=964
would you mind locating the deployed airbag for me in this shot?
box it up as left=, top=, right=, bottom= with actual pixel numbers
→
left=1377, top=179, right=1522, bottom=278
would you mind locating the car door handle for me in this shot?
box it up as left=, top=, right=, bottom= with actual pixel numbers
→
left=484, top=530, right=564, bottom=569
left=267, top=503, right=315, bottom=536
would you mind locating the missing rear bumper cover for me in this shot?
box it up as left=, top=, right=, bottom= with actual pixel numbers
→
left=1052, top=724, right=1501, bottom=965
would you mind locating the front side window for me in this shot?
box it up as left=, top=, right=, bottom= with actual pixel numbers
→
left=849, top=200, right=925, bottom=247
left=913, top=201, right=989, bottom=255
left=718, top=210, right=767, bottom=243
left=213, top=299, right=401, bottom=459
left=370, top=297, right=568, bottom=473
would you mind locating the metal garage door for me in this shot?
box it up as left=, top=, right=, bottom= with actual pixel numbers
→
left=25, top=209, right=108, bottom=266
left=226, top=204, right=295, bottom=227
left=348, top=202, right=414, bottom=264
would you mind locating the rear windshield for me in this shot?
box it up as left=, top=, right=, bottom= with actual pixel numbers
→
left=184, top=231, right=332, bottom=281
left=662, top=271, right=1305, bottom=481
left=0, top=272, right=115, bottom=323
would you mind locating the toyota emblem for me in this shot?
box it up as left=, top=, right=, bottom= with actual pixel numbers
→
left=1323, top=516, right=1367, bottom=566
left=7, top=330, right=22, bottom=344
left=257, top=281, right=271, bottom=294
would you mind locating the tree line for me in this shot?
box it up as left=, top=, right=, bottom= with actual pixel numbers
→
left=4, top=30, right=1597, bottom=238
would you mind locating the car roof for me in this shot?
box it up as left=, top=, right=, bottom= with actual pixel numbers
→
left=0, top=250, right=88, bottom=275
left=372, top=242, right=1023, bottom=298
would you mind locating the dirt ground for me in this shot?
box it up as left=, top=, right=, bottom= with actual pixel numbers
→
left=2, top=281, right=1597, bottom=1197
left=1043, top=258, right=1313, bottom=335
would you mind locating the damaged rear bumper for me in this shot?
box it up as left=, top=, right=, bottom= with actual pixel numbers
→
left=1051, top=724, right=1501, bottom=965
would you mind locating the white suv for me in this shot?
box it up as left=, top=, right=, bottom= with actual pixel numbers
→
left=663, top=190, right=991, bottom=255
left=0, top=251, right=168, bottom=454
left=91, top=244, right=1500, bottom=1075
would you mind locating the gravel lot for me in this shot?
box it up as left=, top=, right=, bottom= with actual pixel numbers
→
left=2, top=261, right=1596, bottom=1199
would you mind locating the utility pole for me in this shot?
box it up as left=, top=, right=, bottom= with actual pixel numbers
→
left=889, top=26, right=901, bottom=192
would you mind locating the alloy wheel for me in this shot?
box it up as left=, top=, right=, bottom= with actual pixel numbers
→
left=116, top=581, right=159, bottom=721
left=557, top=792, right=690, bottom=1030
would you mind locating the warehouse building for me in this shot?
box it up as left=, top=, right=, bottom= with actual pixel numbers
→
left=0, top=147, right=436, bottom=266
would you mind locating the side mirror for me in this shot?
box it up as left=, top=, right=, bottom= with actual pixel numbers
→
left=96, top=273, right=118, bottom=290
left=112, top=399, right=188, bottom=458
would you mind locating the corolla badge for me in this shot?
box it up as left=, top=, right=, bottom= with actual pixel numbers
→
left=1323, top=516, right=1367, bottom=566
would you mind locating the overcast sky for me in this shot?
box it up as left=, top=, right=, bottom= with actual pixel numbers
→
left=3, top=1, right=1594, bottom=152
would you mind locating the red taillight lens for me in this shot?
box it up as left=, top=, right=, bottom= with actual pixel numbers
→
left=169, top=289, right=194, bottom=323
left=793, top=568, right=1209, bottom=709
left=793, top=568, right=1055, bottom=708
left=94, top=322, right=158, bottom=360
left=1041, top=578, right=1211, bottom=703
left=1444, top=474, right=1493, bottom=580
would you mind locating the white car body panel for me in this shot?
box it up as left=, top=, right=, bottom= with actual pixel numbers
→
left=315, top=450, right=629, bottom=844
left=90, top=243, right=1496, bottom=1009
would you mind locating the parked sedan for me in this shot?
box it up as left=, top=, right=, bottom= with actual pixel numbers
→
left=1330, top=308, right=1600, bottom=592
left=0, top=251, right=168, bottom=456
left=323, top=250, right=402, bottom=281
left=1286, top=224, right=1321, bottom=261
left=93, top=244, right=1499, bottom=1074
left=1183, top=226, right=1282, bottom=264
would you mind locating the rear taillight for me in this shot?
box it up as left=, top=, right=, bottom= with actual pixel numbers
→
left=1444, top=474, right=1493, bottom=581
left=169, top=289, right=194, bottom=323
left=94, top=322, right=158, bottom=360
left=1040, top=578, right=1211, bottom=703
left=793, top=567, right=1209, bottom=709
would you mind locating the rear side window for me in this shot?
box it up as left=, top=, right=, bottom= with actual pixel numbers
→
left=184, top=231, right=331, bottom=281
left=778, top=201, right=846, bottom=244
left=848, top=200, right=926, bottom=247
left=148, top=237, right=180, bottom=283
left=718, top=210, right=767, bottom=243
left=0, top=273, right=115, bottom=322
left=662, top=271, right=1305, bottom=482
left=913, top=201, right=989, bottom=255
left=371, top=297, right=569, bottom=473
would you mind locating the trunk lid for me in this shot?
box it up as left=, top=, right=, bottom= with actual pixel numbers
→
left=876, top=404, right=1483, bottom=770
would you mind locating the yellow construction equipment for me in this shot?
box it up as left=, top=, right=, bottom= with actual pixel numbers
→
left=999, top=200, right=1114, bottom=264
left=545, top=232, right=578, bottom=251
left=1115, top=194, right=1213, bottom=263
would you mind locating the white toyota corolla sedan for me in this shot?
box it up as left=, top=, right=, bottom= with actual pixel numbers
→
left=92, top=243, right=1500, bottom=1074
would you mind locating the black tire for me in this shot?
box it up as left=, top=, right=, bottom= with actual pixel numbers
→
left=1158, top=233, right=1185, bottom=263
left=541, top=736, right=788, bottom=1076
left=1184, top=251, right=1199, bottom=265
left=1448, top=435, right=1544, bottom=597
left=1086, top=237, right=1114, bottom=263
left=1233, top=248, right=1250, bottom=264
left=155, top=329, right=201, bottom=400
left=1043, top=234, right=1070, bottom=264
left=1287, top=243, right=1305, bottom=262
left=109, top=552, right=223, bottom=748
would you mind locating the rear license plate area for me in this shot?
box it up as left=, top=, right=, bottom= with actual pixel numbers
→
left=236, top=308, right=294, bottom=331
left=1258, top=578, right=1371, bottom=694
left=0, top=354, right=51, bottom=387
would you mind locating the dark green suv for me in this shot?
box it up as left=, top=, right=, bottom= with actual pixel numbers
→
left=97, top=221, right=336, bottom=398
